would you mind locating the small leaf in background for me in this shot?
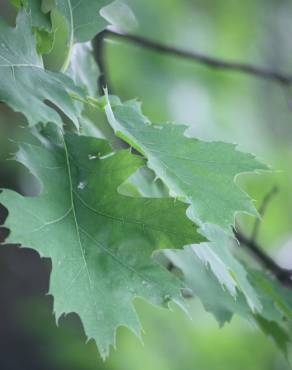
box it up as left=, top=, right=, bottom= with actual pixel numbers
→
left=165, top=241, right=292, bottom=356
left=0, top=11, right=82, bottom=127
left=101, top=1, right=138, bottom=33
left=69, top=0, right=114, bottom=43
left=166, top=224, right=262, bottom=315
left=10, top=0, right=54, bottom=53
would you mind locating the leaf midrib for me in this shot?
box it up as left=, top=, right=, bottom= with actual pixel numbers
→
left=62, top=132, right=95, bottom=292
left=61, top=133, right=180, bottom=297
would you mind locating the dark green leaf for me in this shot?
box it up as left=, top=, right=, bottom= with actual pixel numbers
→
left=104, top=97, right=267, bottom=233
left=0, top=125, right=203, bottom=357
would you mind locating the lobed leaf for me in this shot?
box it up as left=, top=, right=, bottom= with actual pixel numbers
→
left=0, top=125, right=203, bottom=358
left=104, top=96, right=267, bottom=233
left=166, top=241, right=292, bottom=355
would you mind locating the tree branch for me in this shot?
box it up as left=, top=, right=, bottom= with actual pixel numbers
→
left=95, top=30, right=292, bottom=287
left=233, top=186, right=292, bottom=288
left=233, top=228, right=292, bottom=288
left=93, top=31, right=112, bottom=95
left=101, top=29, right=292, bottom=86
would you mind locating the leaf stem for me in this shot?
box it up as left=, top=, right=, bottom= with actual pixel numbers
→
left=69, top=93, right=103, bottom=110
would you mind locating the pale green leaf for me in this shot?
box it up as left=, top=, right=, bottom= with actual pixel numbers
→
left=165, top=246, right=250, bottom=325
left=67, top=42, right=99, bottom=96
left=166, top=242, right=292, bottom=354
left=168, top=225, right=262, bottom=314
left=101, top=1, right=138, bottom=33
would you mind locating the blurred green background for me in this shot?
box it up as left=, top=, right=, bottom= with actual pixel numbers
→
left=0, top=0, right=292, bottom=369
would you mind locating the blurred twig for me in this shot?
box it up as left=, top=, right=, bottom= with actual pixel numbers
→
left=93, top=30, right=292, bottom=287
left=100, top=29, right=292, bottom=86
left=233, top=228, right=292, bottom=288
left=233, top=187, right=292, bottom=288
left=93, top=32, right=113, bottom=95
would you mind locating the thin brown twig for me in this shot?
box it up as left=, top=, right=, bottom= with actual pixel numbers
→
left=93, top=32, right=113, bottom=95
left=233, top=186, right=292, bottom=288
left=101, top=29, right=292, bottom=86
left=233, top=228, right=292, bottom=288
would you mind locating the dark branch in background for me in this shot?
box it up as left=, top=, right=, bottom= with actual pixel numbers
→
left=233, top=187, right=292, bottom=288
left=233, top=229, right=292, bottom=288
left=93, top=31, right=112, bottom=95
left=93, top=30, right=292, bottom=287
left=100, top=29, right=292, bottom=86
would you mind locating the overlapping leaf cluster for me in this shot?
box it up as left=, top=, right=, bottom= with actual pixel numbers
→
left=0, top=1, right=291, bottom=360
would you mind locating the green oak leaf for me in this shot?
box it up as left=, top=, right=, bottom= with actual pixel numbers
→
left=112, top=166, right=282, bottom=329
left=0, top=10, right=82, bottom=127
left=68, top=0, right=113, bottom=43
left=165, top=245, right=251, bottom=325
left=104, top=96, right=268, bottom=233
left=251, top=271, right=292, bottom=356
left=115, top=157, right=292, bottom=348
left=0, top=126, right=203, bottom=358
left=167, top=224, right=262, bottom=314
left=250, top=270, right=292, bottom=321
left=165, top=241, right=292, bottom=355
